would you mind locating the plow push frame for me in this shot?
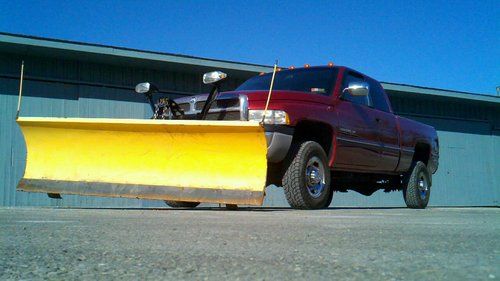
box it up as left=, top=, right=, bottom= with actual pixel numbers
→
left=15, top=61, right=279, bottom=206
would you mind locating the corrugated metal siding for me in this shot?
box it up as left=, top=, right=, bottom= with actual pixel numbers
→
left=404, top=117, right=497, bottom=206
left=388, top=93, right=499, bottom=123
left=1, top=51, right=498, bottom=207
left=387, top=93, right=498, bottom=206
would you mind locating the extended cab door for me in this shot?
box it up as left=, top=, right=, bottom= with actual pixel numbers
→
left=334, top=71, right=380, bottom=170
left=366, top=78, right=400, bottom=172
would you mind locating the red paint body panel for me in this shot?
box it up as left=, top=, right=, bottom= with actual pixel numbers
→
left=213, top=66, right=439, bottom=175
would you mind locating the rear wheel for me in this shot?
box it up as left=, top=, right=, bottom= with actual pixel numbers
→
left=282, top=141, right=332, bottom=209
left=164, top=201, right=200, bottom=208
left=403, top=161, right=431, bottom=209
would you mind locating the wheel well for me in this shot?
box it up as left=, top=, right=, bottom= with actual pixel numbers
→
left=292, top=121, right=333, bottom=155
left=412, top=142, right=430, bottom=165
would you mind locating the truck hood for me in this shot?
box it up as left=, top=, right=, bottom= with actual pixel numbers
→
left=175, top=90, right=333, bottom=105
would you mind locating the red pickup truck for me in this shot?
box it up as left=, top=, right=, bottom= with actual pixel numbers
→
left=173, top=65, right=439, bottom=209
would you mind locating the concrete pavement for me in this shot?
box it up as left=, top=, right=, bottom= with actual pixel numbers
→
left=1, top=207, right=499, bottom=280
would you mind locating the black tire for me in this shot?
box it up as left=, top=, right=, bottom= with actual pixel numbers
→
left=403, top=161, right=431, bottom=209
left=164, top=200, right=200, bottom=208
left=282, top=141, right=332, bottom=209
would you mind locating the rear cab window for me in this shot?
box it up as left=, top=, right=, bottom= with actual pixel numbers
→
left=367, top=78, right=391, bottom=112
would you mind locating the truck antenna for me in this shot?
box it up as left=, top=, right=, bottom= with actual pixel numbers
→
left=16, top=60, right=25, bottom=119
left=261, top=60, right=278, bottom=125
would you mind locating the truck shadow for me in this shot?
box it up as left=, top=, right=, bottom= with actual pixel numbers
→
left=196, top=206, right=410, bottom=212
left=54, top=206, right=411, bottom=212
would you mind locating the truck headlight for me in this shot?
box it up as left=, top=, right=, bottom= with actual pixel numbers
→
left=248, top=110, right=290, bottom=125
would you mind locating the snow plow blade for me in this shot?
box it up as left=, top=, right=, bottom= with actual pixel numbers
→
left=16, top=117, right=267, bottom=206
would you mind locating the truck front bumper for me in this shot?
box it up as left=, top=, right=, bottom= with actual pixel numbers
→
left=265, top=125, right=294, bottom=163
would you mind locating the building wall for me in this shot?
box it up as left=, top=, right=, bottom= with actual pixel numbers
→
left=390, top=94, right=499, bottom=207
left=1, top=52, right=498, bottom=207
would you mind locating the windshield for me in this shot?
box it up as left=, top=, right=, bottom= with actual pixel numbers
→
left=236, top=67, right=338, bottom=96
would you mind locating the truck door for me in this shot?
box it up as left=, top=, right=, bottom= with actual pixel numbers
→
left=334, top=71, right=380, bottom=170
left=366, top=78, right=400, bottom=172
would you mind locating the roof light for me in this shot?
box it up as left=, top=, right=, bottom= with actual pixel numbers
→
left=289, top=66, right=295, bottom=70
left=327, top=62, right=334, bottom=67
left=304, top=64, right=310, bottom=68
left=259, top=72, right=265, bottom=76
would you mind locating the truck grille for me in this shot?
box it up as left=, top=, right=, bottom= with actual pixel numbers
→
left=204, top=111, right=242, bottom=120
left=176, top=95, right=248, bottom=121
left=178, top=103, right=190, bottom=112
left=195, top=99, right=240, bottom=111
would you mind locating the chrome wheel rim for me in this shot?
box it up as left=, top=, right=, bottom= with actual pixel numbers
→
left=417, top=174, right=429, bottom=200
left=305, top=156, right=326, bottom=198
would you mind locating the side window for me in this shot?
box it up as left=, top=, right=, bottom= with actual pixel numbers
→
left=367, top=78, right=391, bottom=112
left=341, top=72, right=371, bottom=106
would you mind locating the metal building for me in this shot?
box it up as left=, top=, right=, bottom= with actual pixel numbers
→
left=1, top=33, right=498, bottom=208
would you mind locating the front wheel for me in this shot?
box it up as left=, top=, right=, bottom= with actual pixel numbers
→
left=164, top=201, right=200, bottom=208
left=403, top=161, right=431, bottom=209
left=282, top=141, right=333, bottom=209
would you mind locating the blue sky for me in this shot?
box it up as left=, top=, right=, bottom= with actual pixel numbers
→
left=0, top=0, right=498, bottom=95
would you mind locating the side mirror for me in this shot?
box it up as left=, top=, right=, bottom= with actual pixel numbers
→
left=344, top=82, right=369, bottom=96
left=135, top=82, right=159, bottom=95
left=203, top=71, right=227, bottom=85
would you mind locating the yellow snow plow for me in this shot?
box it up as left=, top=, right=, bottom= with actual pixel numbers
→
left=16, top=117, right=268, bottom=205
left=15, top=65, right=281, bottom=207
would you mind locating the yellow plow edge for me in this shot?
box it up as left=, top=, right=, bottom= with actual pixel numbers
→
left=16, top=117, right=268, bottom=205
